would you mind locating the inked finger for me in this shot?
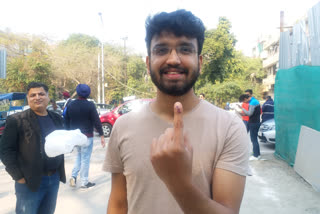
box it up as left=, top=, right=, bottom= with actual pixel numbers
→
left=173, top=102, right=184, bottom=145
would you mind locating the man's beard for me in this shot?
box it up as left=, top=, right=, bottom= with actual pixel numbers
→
left=149, top=63, right=200, bottom=96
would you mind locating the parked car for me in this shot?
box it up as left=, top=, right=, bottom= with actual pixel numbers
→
left=0, top=120, right=5, bottom=139
left=258, top=118, right=276, bottom=143
left=96, top=103, right=113, bottom=115
left=99, top=99, right=152, bottom=137
left=47, top=105, right=63, bottom=115
left=0, top=92, right=27, bottom=138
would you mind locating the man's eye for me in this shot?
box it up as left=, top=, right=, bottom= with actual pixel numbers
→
left=154, top=48, right=169, bottom=55
left=179, top=46, right=194, bottom=54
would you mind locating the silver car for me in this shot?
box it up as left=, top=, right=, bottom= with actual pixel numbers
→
left=258, top=119, right=275, bottom=143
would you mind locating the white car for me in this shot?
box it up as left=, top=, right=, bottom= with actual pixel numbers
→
left=258, top=119, right=275, bottom=143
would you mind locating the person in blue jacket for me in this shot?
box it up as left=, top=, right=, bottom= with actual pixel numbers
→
left=242, top=89, right=261, bottom=160
left=262, top=96, right=274, bottom=123
left=65, top=84, right=105, bottom=189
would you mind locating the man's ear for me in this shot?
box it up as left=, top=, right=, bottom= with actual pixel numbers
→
left=146, top=56, right=150, bottom=75
left=198, top=55, right=203, bottom=74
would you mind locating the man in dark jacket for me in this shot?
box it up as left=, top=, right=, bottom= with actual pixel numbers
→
left=0, top=82, right=66, bottom=214
left=262, top=96, right=274, bottom=123
left=242, top=89, right=261, bottom=160
left=65, top=84, right=105, bottom=189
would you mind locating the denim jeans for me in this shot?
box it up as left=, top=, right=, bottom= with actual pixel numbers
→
left=71, top=137, right=93, bottom=186
left=15, top=172, right=60, bottom=214
left=243, top=120, right=249, bottom=133
left=248, top=122, right=261, bottom=157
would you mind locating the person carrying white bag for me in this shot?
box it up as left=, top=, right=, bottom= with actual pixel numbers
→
left=64, top=84, right=105, bottom=189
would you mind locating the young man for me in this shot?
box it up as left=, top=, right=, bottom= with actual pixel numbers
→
left=65, top=84, right=105, bottom=189
left=242, top=89, right=261, bottom=160
left=103, top=10, right=249, bottom=214
left=0, top=82, right=66, bottom=214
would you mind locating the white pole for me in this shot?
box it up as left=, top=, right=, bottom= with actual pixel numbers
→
left=98, top=12, right=105, bottom=104
left=101, top=42, right=105, bottom=104
left=97, top=52, right=101, bottom=103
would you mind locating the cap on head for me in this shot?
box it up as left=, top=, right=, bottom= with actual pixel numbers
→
left=76, top=84, right=91, bottom=98
left=62, top=91, right=70, bottom=98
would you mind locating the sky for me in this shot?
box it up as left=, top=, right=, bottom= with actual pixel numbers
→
left=1, top=0, right=319, bottom=56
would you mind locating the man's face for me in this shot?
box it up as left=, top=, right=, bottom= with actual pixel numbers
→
left=27, top=87, right=49, bottom=113
left=146, top=32, right=202, bottom=96
left=245, top=92, right=252, bottom=97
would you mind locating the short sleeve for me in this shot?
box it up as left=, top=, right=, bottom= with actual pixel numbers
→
left=215, top=115, right=250, bottom=176
left=102, top=122, right=124, bottom=173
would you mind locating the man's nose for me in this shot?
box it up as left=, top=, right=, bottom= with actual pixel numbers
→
left=165, top=49, right=181, bottom=65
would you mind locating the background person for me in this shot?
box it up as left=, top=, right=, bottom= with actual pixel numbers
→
left=242, top=89, right=261, bottom=160
left=104, top=9, right=249, bottom=214
left=262, top=95, right=274, bottom=123
left=0, top=82, right=66, bottom=214
left=199, top=93, right=205, bottom=100
left=65, top=84, right=105, bottom=189
left=238, top=94, right=250, bottom=132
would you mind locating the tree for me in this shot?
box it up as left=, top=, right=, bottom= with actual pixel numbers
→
left=1, top=35, right=52, bottom=92
left=197, top=17, right=243, bottom=89
left=50, top=34, right=100, bottom=99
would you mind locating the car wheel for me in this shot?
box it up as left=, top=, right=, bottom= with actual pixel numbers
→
left=102, top=123, right=112, bottom=137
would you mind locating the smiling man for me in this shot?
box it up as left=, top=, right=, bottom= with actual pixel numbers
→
left=103, top=9, right=249, bottom=214
left=0, top=82, right=66, bottom=214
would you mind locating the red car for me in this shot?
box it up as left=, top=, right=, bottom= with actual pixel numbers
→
left=99, top=99, right=153, bottom=137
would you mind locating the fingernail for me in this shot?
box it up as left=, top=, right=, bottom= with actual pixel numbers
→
left=176, top=105, right=181, bottom=113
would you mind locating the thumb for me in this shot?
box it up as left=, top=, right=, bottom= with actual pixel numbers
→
left=173, top=102, right=184, bottom=144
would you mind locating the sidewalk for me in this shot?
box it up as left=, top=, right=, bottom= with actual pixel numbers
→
left=241, top=152, right=320, bottom=214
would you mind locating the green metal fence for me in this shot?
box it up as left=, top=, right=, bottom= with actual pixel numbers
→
left=274, top=65, right=320, bottom=166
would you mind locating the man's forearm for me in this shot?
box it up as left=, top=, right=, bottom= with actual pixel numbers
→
left=107, top=199, right=127, bottom=214
left=166, top=181, right=236, bottom=214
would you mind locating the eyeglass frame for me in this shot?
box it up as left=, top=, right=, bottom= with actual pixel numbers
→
left=151, top=43, right=198, bottom=58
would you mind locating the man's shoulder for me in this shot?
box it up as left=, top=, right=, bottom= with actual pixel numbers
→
left=114, top=104, right=151, bottom=127
left=249, top=97, right=260, bottom=106
left=9, top=109, right=30, bottom=120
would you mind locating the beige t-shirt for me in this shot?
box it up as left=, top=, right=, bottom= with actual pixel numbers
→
left=103, top=100, right=249, bottom=214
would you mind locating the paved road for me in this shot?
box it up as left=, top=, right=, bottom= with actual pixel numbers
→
left=1, top=137, right=319, bottom=214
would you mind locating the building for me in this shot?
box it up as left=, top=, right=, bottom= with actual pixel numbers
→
left=252, top=34, right=280, bottom=98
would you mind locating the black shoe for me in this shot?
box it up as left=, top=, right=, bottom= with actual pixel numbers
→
left=81, top=182, right=95, bottom=189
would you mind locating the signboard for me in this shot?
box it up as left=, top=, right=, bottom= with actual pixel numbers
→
left=0, top=49, right=6, bottom=79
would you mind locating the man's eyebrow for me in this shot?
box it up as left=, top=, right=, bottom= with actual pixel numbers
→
left=152, top=43, right=168, bottom=49
left=178, top=42, right=196, bottom=47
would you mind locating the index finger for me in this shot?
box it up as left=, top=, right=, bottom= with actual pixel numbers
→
left=173, top=102, right=184, bottom=144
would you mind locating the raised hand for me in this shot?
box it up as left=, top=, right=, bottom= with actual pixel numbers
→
left=150, top=102, right=193, bottom=187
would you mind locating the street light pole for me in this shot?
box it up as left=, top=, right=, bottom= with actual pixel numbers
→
left=98, top=12, right=105, bottom=104
left=97, top=52, right=101, bottom=103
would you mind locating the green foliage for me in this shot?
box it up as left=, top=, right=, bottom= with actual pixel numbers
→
left=3, top=40, right=52, bottom=92
left=62, top=34, right=99, bottom=47
left=198, top=17, right=242, bottom=88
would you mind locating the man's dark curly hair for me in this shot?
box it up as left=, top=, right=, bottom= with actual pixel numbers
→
left=145, top=9, right=205, bottom=56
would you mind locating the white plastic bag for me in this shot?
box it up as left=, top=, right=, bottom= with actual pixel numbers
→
left=45, top=129, right=88, bottom=157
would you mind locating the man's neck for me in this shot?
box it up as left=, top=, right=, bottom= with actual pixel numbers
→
left=150, top=89, right=200, bottom=122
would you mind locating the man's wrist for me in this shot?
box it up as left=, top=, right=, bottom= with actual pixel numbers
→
left=166, top=177, right=194, bottom=196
